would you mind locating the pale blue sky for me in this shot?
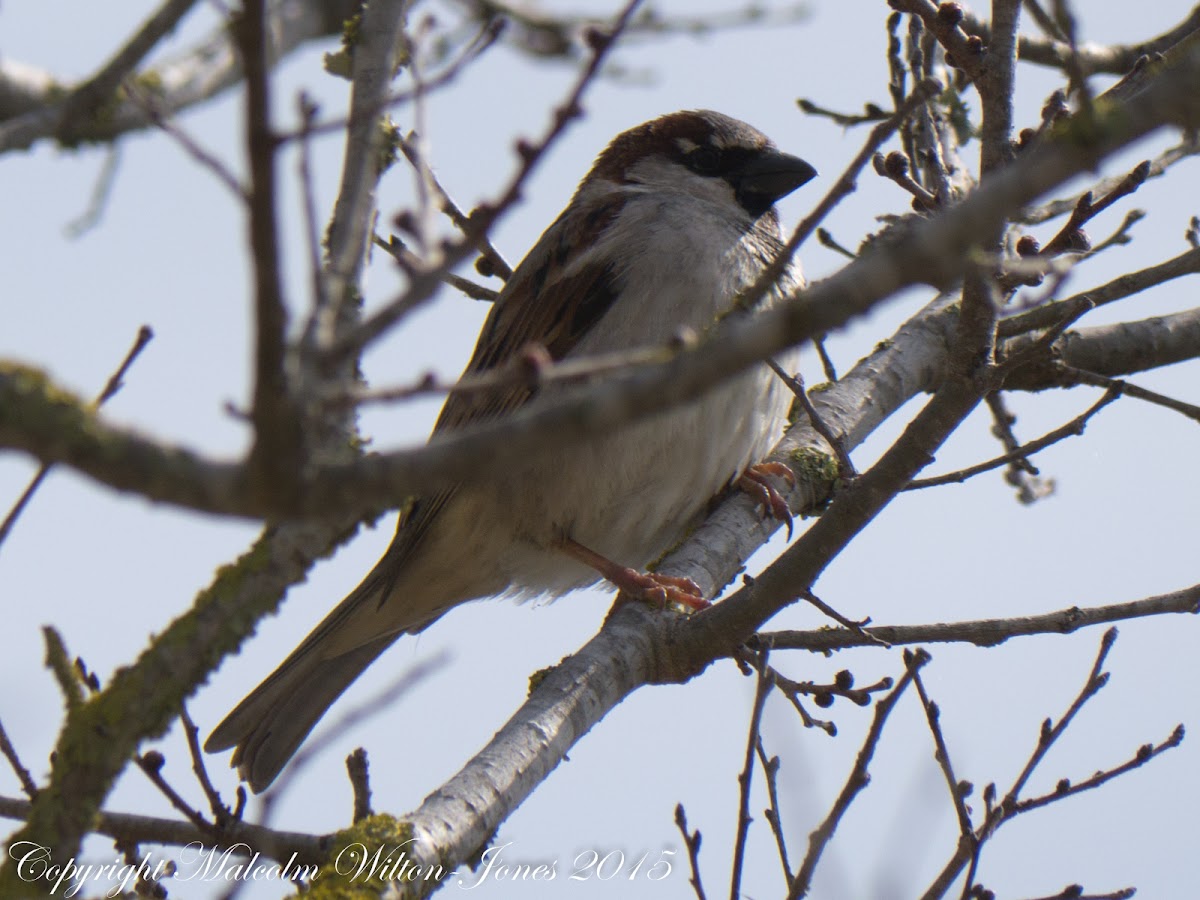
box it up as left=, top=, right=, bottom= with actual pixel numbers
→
left=2, top=2, right=1198, bottom=898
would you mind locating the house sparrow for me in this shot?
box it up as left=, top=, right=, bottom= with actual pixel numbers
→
left=206, top=109, right=816, bottom=792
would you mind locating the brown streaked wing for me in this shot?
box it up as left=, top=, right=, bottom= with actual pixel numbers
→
left=374, top=192, right=626, bottom=598
left=434, top=195, right=624, bottom=433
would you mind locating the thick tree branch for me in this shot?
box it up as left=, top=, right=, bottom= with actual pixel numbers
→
left=1004, top=305, right=1200, bottom=389
left=237, top=0, right=305, bottom=499
left=326, top=0, right=647, bottom=361
left=6, top=43, right=1200, bottom=519
left=964, top=4, right=1200, bottom=76
left=1000, top=245, right=1200, bottom=337
left=0, top=794, right=327, bottom=864
left=315, top=0, right=411, bottom=339
left=0, top=0, right=360, bottom=152
left=0, top=0, right=200, bottom=150
left=0, top=521, right=356, bottom=896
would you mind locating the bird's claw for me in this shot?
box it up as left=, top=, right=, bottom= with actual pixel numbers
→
left=614, top=570, right=709, bottom=613
left=738, top=462, right=796, bottom=539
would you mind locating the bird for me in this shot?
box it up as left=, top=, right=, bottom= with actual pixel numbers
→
left=206, top=109, right=817, bottom=792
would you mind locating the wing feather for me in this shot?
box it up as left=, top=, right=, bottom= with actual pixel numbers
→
left=376, top=192, right=626, bottom=599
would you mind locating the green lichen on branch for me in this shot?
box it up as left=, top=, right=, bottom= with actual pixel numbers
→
left=789, top=445, right=840, bottom=501
left=0, top=521, right=355, bottom=895
left=305, top=814, right=453, bottom=899
left=323, top=3, right=366, bottom=78
left=376, top=117, right=402, bottom=177
left=0, top=362, right=222, bottom=503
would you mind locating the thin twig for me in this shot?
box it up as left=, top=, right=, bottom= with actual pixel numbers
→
left=406, top=16, right=439, bottom=256
left=373, top=234, right=500, bottom=302
left=988, top=391, right=1057, bottom=503
left=1038, top=161, right=1151, bottom=258
left=754, top=583, right=1200, bottom=652
left=124, top=79, right=247, bottom=199
left=1058, top=368, right=1200, bottom=424
left=907, top=385, right=1121, bottom=490
left=346, top=748, right=373, bottom=823
left=133, top=752, right=214, bottom=833
left=397, top=133, right=512, bottom=279
left=797, top=97, right=891, bottom=127
left=63, top=145, right=123, bottom=238
left=740, top=78, right=942, bottom=321
left=0, top=793, right=322, bottom=864
left=1011, top=724, right=1184, bottom=817
left=768, top=362, right=856, bottom=476
left=273, top=16, right=505, bottom=145
left=908, top=660, right=977, bottom=879
left=768, top=667, right=837, bottom=737
left=0, top=325, right=153, bottom=553
left=673, top=804, right=707, bottom=900
left=811, top=337, right=839, bottom=382
left=1022, top=0, right=1068, bottom=41
left=921, top=629, right=1184, bottom=898
left=1010, top=629, right=1116, bottom=804
left=887, top=0, right=986, bottom=82
left=327, top=0, right=645, bottom=361
left=802, top=590, right=885, bottom=647
left=1050, top=0, right=1093, bottom=123
left=0, top=721, right=39, bottom=799
left=296, top=93, right=329, bottom=348
left=788, top=652, right=923, bottom=898
left=730, top=653, right=772, bottom=900
left=180, top=705, right=235, bottom=827
left=754, top=738, right=793, bottom=885
left=765, top=664, right=894, bottom=712
left=999, top=244, right=1200, bottom=337
left=1023, top=887, right=1135, bottom=900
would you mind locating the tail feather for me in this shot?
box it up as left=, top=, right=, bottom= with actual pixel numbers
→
left=206, top=499, right=468, bottom=791
left=205, top=635, right=393, bottom=793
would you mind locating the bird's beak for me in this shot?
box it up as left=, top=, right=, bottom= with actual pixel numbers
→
left=736, top=150, right=817, bottom=210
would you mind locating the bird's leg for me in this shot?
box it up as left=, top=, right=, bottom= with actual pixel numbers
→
left=560, top=538, right=709, bottom=611
left=738, top=461, right=796, bottom=539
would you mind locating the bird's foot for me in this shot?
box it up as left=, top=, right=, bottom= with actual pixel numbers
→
left=738, top=461, right=796, bottom=539
left=560, top=538, right=709, bottom=612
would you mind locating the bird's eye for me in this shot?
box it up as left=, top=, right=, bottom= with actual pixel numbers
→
left=686, top=146, right=722, bottom=175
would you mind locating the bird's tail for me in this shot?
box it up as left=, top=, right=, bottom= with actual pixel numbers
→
left=204, top=632, right=395, bottom=793
left=204, top=559, right=440, bottom=793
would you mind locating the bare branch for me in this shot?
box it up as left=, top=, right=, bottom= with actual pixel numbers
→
left=1000, top=244, right=1200, bottom=337
left=964, top=4, right=1200, bottom=76
left=755, top=739, right=792, bottom=886
left=328, top=0, right=647, bottom=360
left=0, top=325, right=153, bottom=554
left=906, top=385, right=1121, bottom=490
left=730, top=655, right=772, bottom=900
left=788, top=652, right=922, bottom=898
left=397, top=132, right=513, bottom=279
left=237, top=0, right=305, bottom=500
left=0, top=0, right=199, bottom=150
left=673, top=804, right=707, bottom=900
left=0, top=0, right=359, bottom=151
left=757, top=584, right=1200, bottom=652
left=346, top=749, right=373, bottom=823
left=6, top=50, right=1200, bottom=520
left=316, top=0, right=411, bottom=344
left=0, top=721, right=39, bottom=800
left=908, top=661, right=977, bottom=874
left=0, top=794, right=325, bottom=864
